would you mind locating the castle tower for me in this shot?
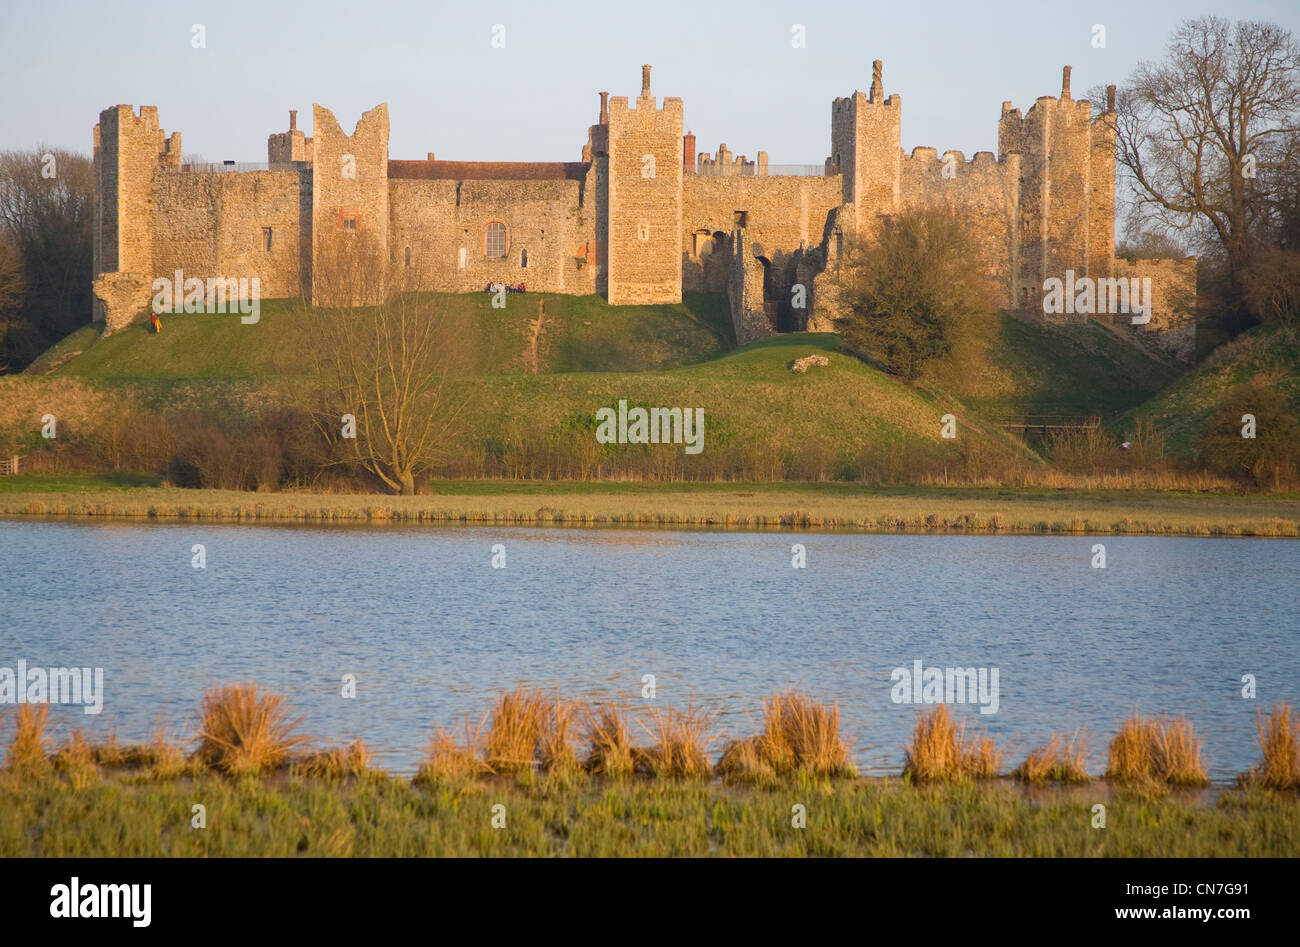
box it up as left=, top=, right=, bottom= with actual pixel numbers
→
left=605, top=64, right=683, bottom=305
left=268, top=109, right=311, bottom=165
left=93, top=105, right=178, bottom=277
left=310, top=103, right=390, bottom=304
left=91, top=105, right=179, bottom=330
left=1088, top=85, right=1118, bottom=280
left=998, top=66, right=1111, bottom=303
left=830, top=60, right=901, bottom=220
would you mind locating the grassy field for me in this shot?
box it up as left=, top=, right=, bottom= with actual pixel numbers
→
left=938, top=314, right=1182, bottom=420
left=1, top=769, right=1295, bottom=857
left=1, top=476, right=1297, bottom=534
left=26, top=292, right=736, bottom=381
left=1126, top=321, right=1300, bottom=456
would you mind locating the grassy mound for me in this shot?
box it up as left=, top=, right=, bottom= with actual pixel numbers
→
left=29, top=292, right=734, bottom=381
left=1125, top=321, right=1300, bottom=457
left=936, top=314, right=1182, bottom=420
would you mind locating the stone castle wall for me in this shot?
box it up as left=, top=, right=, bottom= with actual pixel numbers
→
left=898, top=149, right=1022, bottom=306
left=388, top=177, right=596, bottom=294
left=152, top=170, right=306, bottom=301
left=89, top=62, right=1195, bottom=352
left=681, top=174, right=842, bottom=294
left=1115, top=256, right=1198, bottom=360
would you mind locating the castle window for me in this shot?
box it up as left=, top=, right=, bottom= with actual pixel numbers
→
left=520, top=249, right=528, bottom=268
left=337, top=207, right=359, bottom=232
left=262, top=228, right=273, bottom=252
left=343, top=218, right=357, bottom=231
left=405, top=246, right=411, bottom=267
left=733, top=211, right=748, bottom=228
left=484, top=221, right=508, bottom=258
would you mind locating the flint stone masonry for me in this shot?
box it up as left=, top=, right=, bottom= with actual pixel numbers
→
left=92, top=271, right=153, bottom=335
left=90, top=62, right=1194, bottom=352
left=791, top=354, right=830, bottom=373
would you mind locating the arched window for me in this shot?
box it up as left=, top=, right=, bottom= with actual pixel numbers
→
left=484, top=221, right=507, bottom=259
left=520, top=249, right=527, bottom=268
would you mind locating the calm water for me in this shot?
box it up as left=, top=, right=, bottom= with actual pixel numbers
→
left=2, top=520, right=1297, bottom=782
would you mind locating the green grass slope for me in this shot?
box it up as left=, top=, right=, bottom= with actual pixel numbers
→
left=939, top=315, right=1181, bottom=420
left=452, top=333, right=1035, bottom=476
left=1126, top=321, right=1300, bottom=456
left=30, top=292, right=733, bottom=382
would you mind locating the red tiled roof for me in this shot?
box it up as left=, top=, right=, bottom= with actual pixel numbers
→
left=388, top=160, right=589, bottom=181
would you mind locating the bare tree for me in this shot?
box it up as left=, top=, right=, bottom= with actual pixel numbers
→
left=1111, top=17, right=1300, bottom=293
left=0, top=147, right=94, bottom=368
left=300, top=234, right=466, bottom=495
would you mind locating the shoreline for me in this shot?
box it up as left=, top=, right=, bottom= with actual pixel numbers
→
left=2, top=481, right=1299, bottom=536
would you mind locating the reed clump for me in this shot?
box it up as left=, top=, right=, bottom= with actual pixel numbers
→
left=1014, top=730, right=1091, bottom=783
left=485, top=687, right=548, bottom=774
left=537, top=697, right=582, bottom=775
left=637, top=704, right=717, bottom=779
left=903, top=705, right=1003, bottom=782
left=582, top=703, right=637, bottom=779
left=1243, top=703, right=1300, bottom=790
left=3, top=704, right=52, bottom=777
left=297, top=739, right=383, bottom=781
left=52, top=730, right=98, bottom=789
left=1106, top=713, right=1209, bottom=787
left=414, top=719, right=492, bottom=786
left=717, top=692, right=855, bottom=781
left=195, top=683, right=308, bottom=777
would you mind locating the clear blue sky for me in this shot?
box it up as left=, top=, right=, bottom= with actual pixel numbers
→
left=2, top=0, right=1297, bottom=165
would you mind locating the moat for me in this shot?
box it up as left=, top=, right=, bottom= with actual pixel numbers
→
left=6, top=520, right=1296, bottom=781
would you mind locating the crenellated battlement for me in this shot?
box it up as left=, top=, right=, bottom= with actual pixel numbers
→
left=87, top=60, right=1193, bottom=356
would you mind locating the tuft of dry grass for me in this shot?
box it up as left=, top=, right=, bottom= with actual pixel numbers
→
left=485, top=687, right=547, bottom=774
left=636, top=704, right=717, bottom=779
left=195, top=684, right=308, bottom=777
left=1106, top=713, right=1209, bottom=786
left=903, top=705, right=1003, bottom=782
left=3, top=704, right=52, bottom=776
left=1153, top=716, right=1210, bottom=786
left=717, top=692, right=855, bottom=781
left=538, top=697, right=582, bottom=775
left=52, top=729, right=98, bottom=789
left=716, top=735, right=778, bottom=784
left=1014, top=730, right=1091, bottom=783
left=582, top=703, right=637, bottom=779
left=297, top=739, right=383, bottom=781
left=414, top=718, right=492, bottom=786
left=1246, top=703, right=1299, bottom=790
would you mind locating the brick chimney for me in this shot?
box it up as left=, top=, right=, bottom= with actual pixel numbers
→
left=641, top=64, right=651, bottom=97
left=1061, top=65, right=1072, bottom=100
left=599, top=91, right=609, bottom=124
left=683, top=131, right=695, bottom=173
left=289, top=109, right=297, bottom=131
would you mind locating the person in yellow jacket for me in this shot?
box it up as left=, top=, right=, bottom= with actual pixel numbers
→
left=150, top=313, right=162, bottom=334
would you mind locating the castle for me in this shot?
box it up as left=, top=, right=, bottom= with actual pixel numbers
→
left=91, top=62, right=1197, bottom=358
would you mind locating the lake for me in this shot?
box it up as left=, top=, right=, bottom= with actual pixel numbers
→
left=2, top=520, right=1296, bottom=782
